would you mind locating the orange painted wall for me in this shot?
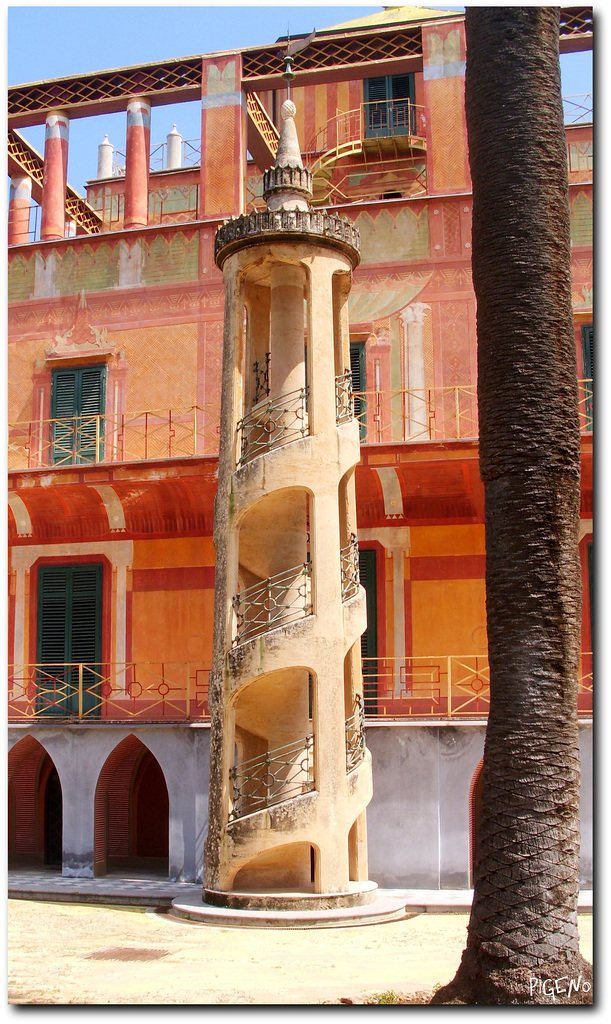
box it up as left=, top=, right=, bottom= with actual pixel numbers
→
left=409, top=525, right=487, bottom=657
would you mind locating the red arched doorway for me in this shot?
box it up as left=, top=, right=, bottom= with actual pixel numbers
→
left=8, top=736, right=62, bottom=870
left=469, top=757, right=484, bottom=887
left=94, top=735, right=169, bottom=877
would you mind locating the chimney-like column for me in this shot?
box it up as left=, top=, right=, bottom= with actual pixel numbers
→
left=40, top=112, right=69, bottom=241
left=8, top=174, right=32, bottom=245
left=97, top=134, right=114, bottom=179
left=124, top=98, right=151, bottom=229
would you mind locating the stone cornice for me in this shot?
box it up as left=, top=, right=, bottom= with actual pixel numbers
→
left=215, top=208, right=361, bottom=269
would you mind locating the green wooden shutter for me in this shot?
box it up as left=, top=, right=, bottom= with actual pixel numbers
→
left=390, top=73, right=416, bottom=134
left=358, top=549, right=378, bottom=715
left=51, top=365, right=106, bottom=464
left=364, top=74, right=415, bottom=137
left=37, top=564, right=103, bottom=718
left=350, top=342, right=367, bottom=441
left=77, top=365, right=106, bottom=463
left=364, top=76, right=389, bottom=137
left=50, top=368, right=78, bottom=465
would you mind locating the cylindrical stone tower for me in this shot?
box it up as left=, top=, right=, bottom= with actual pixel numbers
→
left=40, top=111, right=69, bottom=241
left=204, top=100, right=374, bottom=911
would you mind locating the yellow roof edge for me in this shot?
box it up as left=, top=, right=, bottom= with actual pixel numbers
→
left=319, top=6, right=462, bottom=34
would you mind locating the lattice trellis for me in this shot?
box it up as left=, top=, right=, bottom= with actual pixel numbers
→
left=242, top=28, right=423, bottom=80
left=9, top=59, right=203, bottom=121
left=559, top=7, right=593, bottom=39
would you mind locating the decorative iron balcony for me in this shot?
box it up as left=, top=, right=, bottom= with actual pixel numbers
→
left=352, top=381, right=593, bottom=445
left=361, top=653, right=593, bottom=719
left=345, top=694, right=366, bottom=772
left=335, top=369, right=354, bottom=424
left=7, top=653, right=592, bottom=722
left=232, top=562, right=313, bottom=646
left=237, top=387, right=309, bottom=465
left=8, top=661, right=210, bottom=722
left=340, top=533, right=360, bottom=602
left=8, top=406, right=220, bottom=470
left=8, top=383, right=592, bottom=472
left=253, top=352, right=271, bottom=405
left=229, top=734, right=314, bottom=820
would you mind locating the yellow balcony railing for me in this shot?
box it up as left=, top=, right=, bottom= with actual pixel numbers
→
left=361, top=653, right=593, bottom=719
left=353, top=380, right=592, bottom=446
left=8, top=383, right=591, bottom=471
left=8, top=661, right=210, bottom=722
left=8, top=655, right=592, bottom=724
left=8, top=406, right=220, bottom=471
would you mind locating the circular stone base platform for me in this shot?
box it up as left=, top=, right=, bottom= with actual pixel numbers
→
left=170, top=887, right=408, bottom=929
left=203, top=879, right=378, bottom=911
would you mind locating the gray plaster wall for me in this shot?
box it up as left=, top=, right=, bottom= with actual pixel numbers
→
left=365, top=722, right=593, bottom=889
left=8, top=724, right=210, bottom=883
left=364, top=724, right=484, bottom=888
left=9, top=720, right=592, bottom=889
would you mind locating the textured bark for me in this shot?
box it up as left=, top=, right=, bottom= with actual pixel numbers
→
left=431, top=8, right=592, bottom=1004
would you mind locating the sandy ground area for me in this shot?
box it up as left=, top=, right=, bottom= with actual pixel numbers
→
left=7, top=898, right=593, bottom=1006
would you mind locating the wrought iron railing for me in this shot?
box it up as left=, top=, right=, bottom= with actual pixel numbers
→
left=563, top=93, right=593, bottom=125
left=112, top=138, right=202, bottom=176
left=8, top=661, right=210, bottom=721
left=306, top=101, right=427, bottom=163
left=7, top=654, right=592, bottom=723
left=238, top=387, right=309, bottom=465
left=8, top=406, right=220, bottom=470
left=232, top=562, right=313, bottom=646
left=340, top=534, right=360, bottom=601
left=351, top=381, right=593, bottom=445
left=229, top=734, right=314, bottom=820
left=245, top=92, right=280, bottom=156
left=8, top=384, right=591, bottom=471
left=361, top=653, right=593, bottom=718
left=345, top=694, right=366, bottom=772
left=335, top=369, right=354, bottom=424
left=253, top=352, right=271, bottom=404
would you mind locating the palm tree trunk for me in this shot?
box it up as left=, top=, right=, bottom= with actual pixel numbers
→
left=432, top=8, right=592, bottom=1004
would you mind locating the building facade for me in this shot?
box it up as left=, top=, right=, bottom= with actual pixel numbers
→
left=8, top=6, right=593, bottom=888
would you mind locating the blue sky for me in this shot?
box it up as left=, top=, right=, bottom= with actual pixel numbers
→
left=8, top=3, right=593, bottom=196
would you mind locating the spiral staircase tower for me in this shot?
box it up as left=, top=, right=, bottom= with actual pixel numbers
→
left=203, top=100, right=374, bottom=910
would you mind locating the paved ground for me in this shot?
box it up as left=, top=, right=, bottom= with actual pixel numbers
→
left=8, top=884, right=594, bottom=1006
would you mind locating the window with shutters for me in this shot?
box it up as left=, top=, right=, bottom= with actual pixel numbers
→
left=581, top=324, right=593, bottom=430
left=364, top=74, right=416, bottom=139
left=50, top=364, right=107, bottom=465
left=350, top=341, right=367, bottom=441
left=36, top=564, right=103, bottom=718
left=358, top=549, right=378, bottom=716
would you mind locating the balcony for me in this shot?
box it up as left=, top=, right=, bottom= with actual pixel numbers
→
left=8, top=381, right=592, bottom=473
left=8, top=661, right=210, bottom=722
left=7, top=652, right=592, bottom=723
left=305, top=99, right=428, bottom=204
left=8, top=406, right=220, bottom=471
left=361, top=653, right=593, bottom=718
left=229, top=734, right=315, bottom=821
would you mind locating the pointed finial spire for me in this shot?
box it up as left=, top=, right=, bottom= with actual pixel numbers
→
left=263, top=99, right=312, bottom=212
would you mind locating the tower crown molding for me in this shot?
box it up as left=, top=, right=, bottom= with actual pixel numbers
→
left=215, top=208, right=361, bottom=268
